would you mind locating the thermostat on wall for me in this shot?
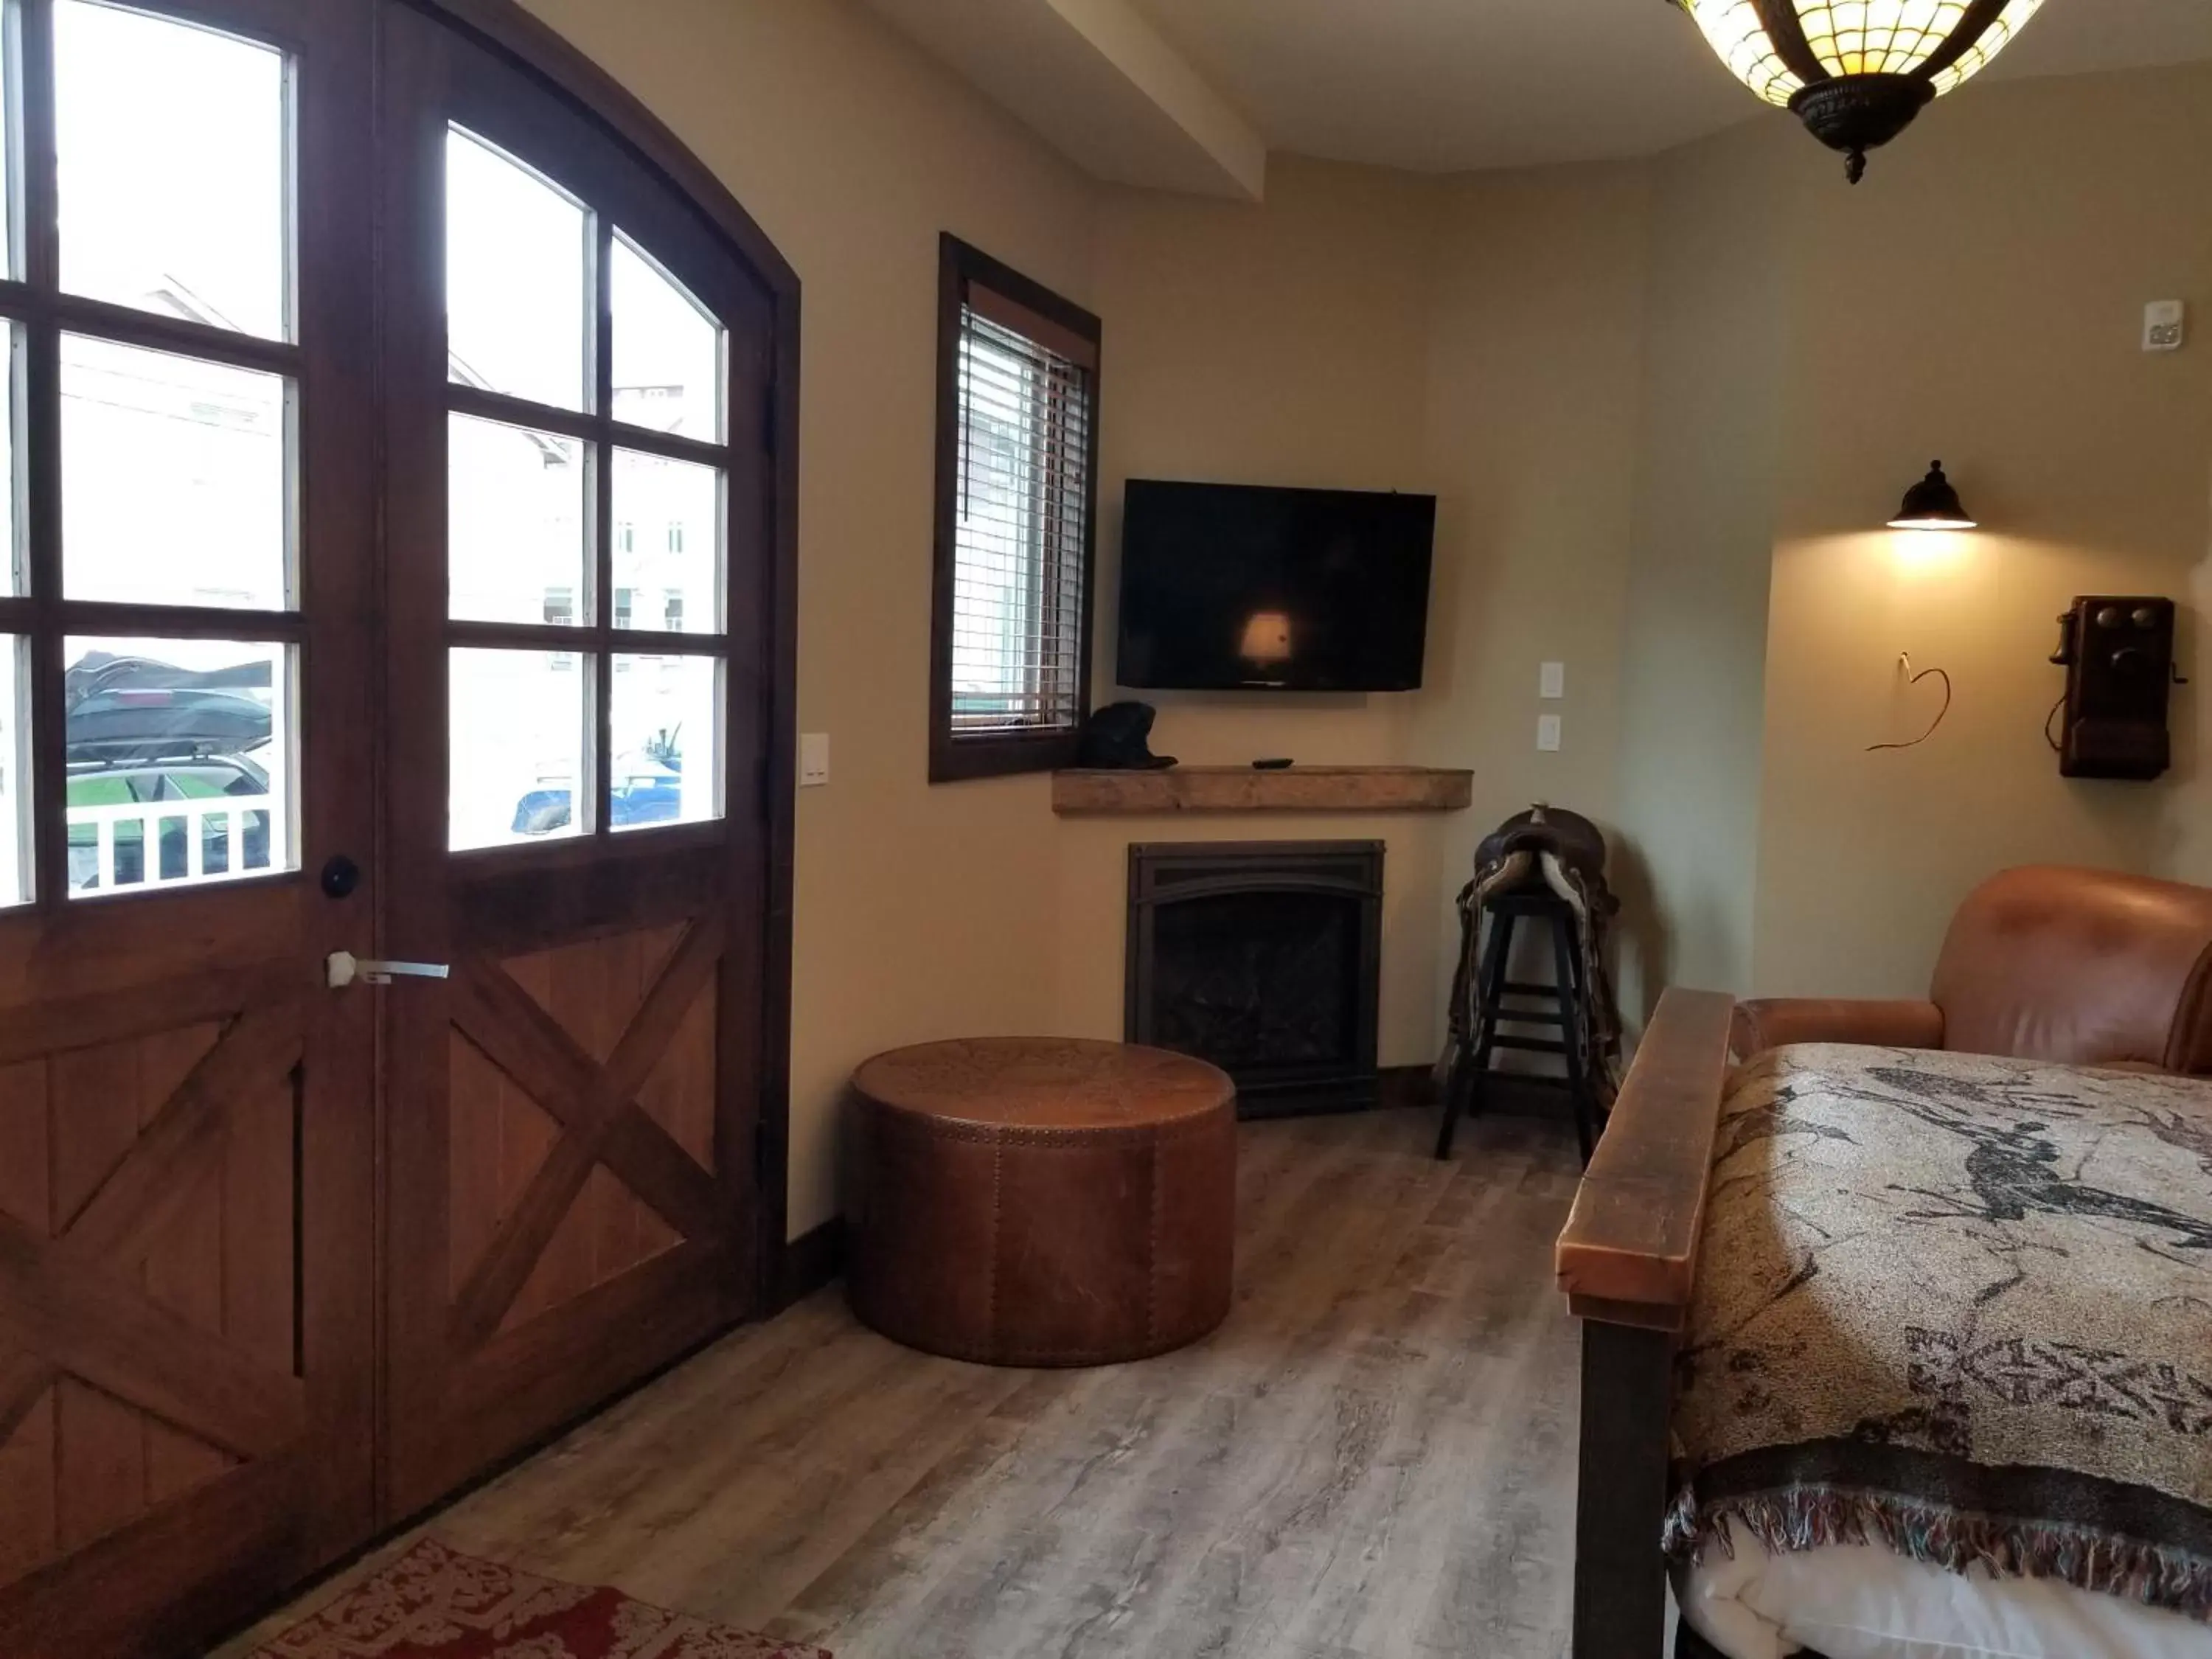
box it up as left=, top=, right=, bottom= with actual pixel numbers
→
left=2144, top=301, right=2186, bottom=352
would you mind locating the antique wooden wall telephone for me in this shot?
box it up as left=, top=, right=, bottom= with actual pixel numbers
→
left=2048, top=597, right=2185, bottom=780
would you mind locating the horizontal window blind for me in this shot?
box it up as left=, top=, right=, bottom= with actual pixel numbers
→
left=950, top=304, right=1091, bottom=737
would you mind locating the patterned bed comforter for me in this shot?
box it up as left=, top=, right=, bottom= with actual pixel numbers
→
left=1669, top=1043, right=2212, bottom=1619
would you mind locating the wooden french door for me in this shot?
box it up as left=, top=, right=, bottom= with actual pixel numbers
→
left=0, top=0, right=790, bottom=1651
left=375, top=4, right=780, bottom=1516
left=0, top=0, right=380, bottom=1653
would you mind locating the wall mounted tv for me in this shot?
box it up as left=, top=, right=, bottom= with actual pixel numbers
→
left=1115, top=480, right=1436, bottom=692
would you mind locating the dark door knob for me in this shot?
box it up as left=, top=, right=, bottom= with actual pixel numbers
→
left=321, top=854, right=361, bottom=899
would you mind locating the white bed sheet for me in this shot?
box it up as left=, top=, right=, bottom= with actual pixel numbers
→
left=1680, top=1525, right=2212, bottom=1659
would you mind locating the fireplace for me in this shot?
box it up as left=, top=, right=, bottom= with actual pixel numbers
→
left=1126, top=841, right=1383, bottom=1119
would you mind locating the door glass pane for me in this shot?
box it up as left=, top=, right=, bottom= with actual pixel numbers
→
left=611, top=234, right=720, bottom=442
left=0, top=25, right=10, bottom=282
left=611, top=655, right=720, bottom=832
left=0, top=638, right=27, bottom=908
left=447, top=128, right=588, bottom=412
left=0, top=326, right=16, bottom=598
left=448, top=414, right=587, bottom=625
left=55, top=1, right=287, bottom=338
left=64, top=637, right=293, bottom=899
left=450, top=648, right=587, bottom=849
left=63, top=334, right=288, bottom=609
left=612, top=448, right=719, bottom=633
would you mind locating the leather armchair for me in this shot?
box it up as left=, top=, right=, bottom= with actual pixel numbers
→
left=1733, top=866, right=2212, bottom=1074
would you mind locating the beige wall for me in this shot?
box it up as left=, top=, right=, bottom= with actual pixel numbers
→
left=1087, top=159, right=1438, bottom=769
left=518, top=0, right=1101, bottom=1236
left=515, top=0, right=2212, bottom=1234
left=1612, top=64, right=2212, bottom=1011
left=1068, top=159, right=1444, bottom=1065
left=1745, top=67, right=2210, bottom=997
left=1070, top=61, right=2212, bottom=1039
left=1610, top=124, right=1789, bottom=1023
left=1057, top=159, right=1654, bottom=1065
left=1410, top=164, right=1651, bottom=1021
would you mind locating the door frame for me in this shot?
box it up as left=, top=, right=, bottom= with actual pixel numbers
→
left=406, top=0, right=801, bottom=1324
left=0, top=0, right=797, bottom=1645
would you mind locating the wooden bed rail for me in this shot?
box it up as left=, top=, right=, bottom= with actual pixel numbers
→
left=1557, top=987, right=1738, bottom=1330
left=1554, top=987, right=1736, bottom=1659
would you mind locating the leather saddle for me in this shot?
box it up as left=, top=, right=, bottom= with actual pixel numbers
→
left=1441, top=802, right=1626, bottom=1107
left=1471, top=804, right=1614, bottom=912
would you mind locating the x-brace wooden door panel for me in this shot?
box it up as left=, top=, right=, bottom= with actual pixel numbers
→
left=445, top=917, right=727, bottom=1350
left=383, top=862, right=757, bottom=1514
left=0, top=947, right=369, bottom=1655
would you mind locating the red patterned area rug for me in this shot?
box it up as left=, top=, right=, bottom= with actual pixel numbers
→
left=254, top=1538, right=831, bottom=1659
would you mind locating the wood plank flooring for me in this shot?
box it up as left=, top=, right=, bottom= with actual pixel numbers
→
left=216, top=1107, right=1587, bottom=1658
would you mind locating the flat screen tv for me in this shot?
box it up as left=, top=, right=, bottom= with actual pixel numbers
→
left=1116, top=480, right=1436, bottom=692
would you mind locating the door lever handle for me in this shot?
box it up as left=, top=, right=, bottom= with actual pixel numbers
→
left=327, top=951, right=451, bottom=990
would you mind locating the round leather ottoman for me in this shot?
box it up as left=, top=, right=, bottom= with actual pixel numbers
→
left=846, top=1037, right=1236, bottom=1367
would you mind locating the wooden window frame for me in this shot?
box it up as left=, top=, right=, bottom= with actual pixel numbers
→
left=928, top=234, right=1101, bottom=785
left=0, top=0, right=325, bottom=914
left=438, top=131, right=739, bottom=850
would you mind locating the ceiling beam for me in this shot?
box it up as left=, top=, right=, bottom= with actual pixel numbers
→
left=860, top=0, right=1267, bottom=201
left=1041, top=0, right=1267, bottom=199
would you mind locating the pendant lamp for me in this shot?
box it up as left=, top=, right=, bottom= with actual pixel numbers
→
left=1671, top=1, right=2049, bottom=182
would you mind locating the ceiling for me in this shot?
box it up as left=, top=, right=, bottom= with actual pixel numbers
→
left=1127, top=0, right=2212, bottom=175
left=861, top=0, right=2212, bottom=195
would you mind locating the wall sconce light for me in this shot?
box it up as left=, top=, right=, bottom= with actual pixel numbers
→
left=1888, top=461, right=1977, bottom=532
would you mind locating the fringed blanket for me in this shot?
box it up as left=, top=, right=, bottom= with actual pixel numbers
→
left=1668, top=1043, right=2212, bottom=1620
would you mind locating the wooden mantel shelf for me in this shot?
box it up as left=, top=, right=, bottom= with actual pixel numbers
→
left=1052, top=766, right=1474, bottom=816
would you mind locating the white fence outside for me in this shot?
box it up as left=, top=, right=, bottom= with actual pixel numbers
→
left=69, top=794, right=282, bottom=893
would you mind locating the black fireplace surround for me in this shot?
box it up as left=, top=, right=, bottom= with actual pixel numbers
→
left=1126, top=841, right=1383, bottom=1119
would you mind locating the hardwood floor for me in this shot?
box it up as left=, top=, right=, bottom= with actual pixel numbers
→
left=217, top=1106, right=1587, bottom=1658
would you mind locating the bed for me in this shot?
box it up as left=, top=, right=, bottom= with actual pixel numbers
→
left=1554, top=991, right=2212, bottom=1659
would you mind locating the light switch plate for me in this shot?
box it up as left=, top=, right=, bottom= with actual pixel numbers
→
left=1540, top=661, right=1565, bottom=700
left=2145, top=300, right=2186, bottom=352
left=799, top=732, right=830, bottom=788
left=1537, top=714, right=1562, bottom=753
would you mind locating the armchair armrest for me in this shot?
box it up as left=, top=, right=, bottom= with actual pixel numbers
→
left=1557, top=988, right=1738, bottom=1659
left=1557, top=987, right=1736, bottom=1329
left=1731, top=997, right=1944, bottom=1060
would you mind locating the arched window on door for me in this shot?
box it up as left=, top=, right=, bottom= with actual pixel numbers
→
left=442, top=127, right=731, bottom=848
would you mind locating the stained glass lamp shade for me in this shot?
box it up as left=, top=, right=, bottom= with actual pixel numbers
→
left=1672, top=1, right=2050, bottom=181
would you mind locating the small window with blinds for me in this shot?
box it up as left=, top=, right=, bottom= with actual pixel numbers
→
left=930, top=236, right=1102, bottom=783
